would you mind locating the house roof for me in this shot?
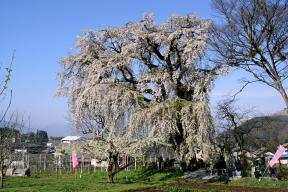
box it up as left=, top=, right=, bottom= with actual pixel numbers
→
left=281, top=154, right=288, bottom=158
left=61, top=136, right=81, bottom=141
left=265, top=152, right=274, bottom=156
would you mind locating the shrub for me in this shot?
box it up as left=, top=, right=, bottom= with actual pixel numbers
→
left=277, top=163, right=288, bottom=180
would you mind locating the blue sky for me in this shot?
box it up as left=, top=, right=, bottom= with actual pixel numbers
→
left=0, top=0, right=285, bottom=136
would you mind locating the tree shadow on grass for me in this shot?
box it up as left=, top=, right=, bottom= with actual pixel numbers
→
left=114, top=168, right=182, bottom=185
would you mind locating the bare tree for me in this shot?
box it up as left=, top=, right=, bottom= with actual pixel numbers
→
left=216, top=99, right=254, bottom=152
left=216, top=98, right=257, bottom=177
left=58, top=13, right=220, bottom=182
left=211, top=0, right=288, bottom=111
left=0, top=54, right=14, bottom=188
left=0, top=117, right=22, bottom=188
left=0, top=54, right=13, bottom=123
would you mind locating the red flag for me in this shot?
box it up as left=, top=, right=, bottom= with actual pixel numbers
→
left=72, top=151, right=79, bottom=169
left=269, top=146, right=287, bottom=167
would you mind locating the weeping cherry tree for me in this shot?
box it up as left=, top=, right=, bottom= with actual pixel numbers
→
left=58, top=14, right=220, bottom=183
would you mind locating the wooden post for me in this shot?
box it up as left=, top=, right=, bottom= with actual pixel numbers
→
left=134, top=157, right=137, bottom=170
left=70, top=154, right=72, bottom=173
left=88, top=159, right=90, bottom=174
left=56, top=158, right=58, bottom=179
left=44, top=155, right=46, bottom=172
left=27, top=154, right=30, bottom=168
left=80, top=155, right=83, bottom=178
left=75, top=168, right=77, bottom=179
left=0, top=172, right=3, bottom=188
left=126, top=155, right=129, bottom=171
left=39, top=154, right=42, bottom=173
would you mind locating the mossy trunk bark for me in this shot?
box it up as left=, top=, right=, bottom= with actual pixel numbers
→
left=107, top=172, right=114, bottom=183
left=107, top=152, right=118, bottom=183
left=107, top=152, right=130, bottom=183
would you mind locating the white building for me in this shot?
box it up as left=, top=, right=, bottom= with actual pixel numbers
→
left=61, top=136, right=82, bottom=144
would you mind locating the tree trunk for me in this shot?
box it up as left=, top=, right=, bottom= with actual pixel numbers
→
left=107, top=172, right=114, bottom=183
left=280, top=92, right=288, bottom=113
left=107, top=152, right=130, bottom=183
left=107, top=153, right=117, bottom=183
left=277, top=83, right=288, bottom=113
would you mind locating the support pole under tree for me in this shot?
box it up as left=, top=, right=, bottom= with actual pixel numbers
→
left=134, top=156, right=137, bottom=170
left=27, top=154, right=30, bottom=168
left=56, top=155, right=59, bottom=179
left=0, top=170, right=3, bottom=188
left=88, top=159, right=91, bottom=174
left=75, top=168, right=77, bottom=179
left=56, top=161, right=58, bottom=178
left=44, top=155, right=46, bottom=172
left=22, top=152, right=25, bottom=169
left=59, top=154, right=62, bottom=176
left=80, top=155, right=83, bottom=178
left=126, top=155, right=129, bottom=171
left=39, top=154, right=42, bottom=173
left=69, top=153, right=72, bottom=173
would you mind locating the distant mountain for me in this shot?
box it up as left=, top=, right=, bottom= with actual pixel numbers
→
left=237, top=109, right=288, bottom=151
left=272, top=108, right=288, bottom=116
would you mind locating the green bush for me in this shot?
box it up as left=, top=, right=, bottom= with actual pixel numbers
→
left=277, top=163, right=288, bottom=180
left=239, top=151, right=252, bottom=177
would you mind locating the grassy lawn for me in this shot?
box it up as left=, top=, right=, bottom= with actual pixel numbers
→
left=1, top=169, right=288, bottom=192
left=0, top=169, right=182, bottom=192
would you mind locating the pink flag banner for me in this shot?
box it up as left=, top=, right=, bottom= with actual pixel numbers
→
left=72, top=151, right=79, bottom=169
left=269, top=145, right=287, bottom=167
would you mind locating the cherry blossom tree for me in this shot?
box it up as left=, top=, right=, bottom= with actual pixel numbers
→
left=58, top=14, right=220, bottom=182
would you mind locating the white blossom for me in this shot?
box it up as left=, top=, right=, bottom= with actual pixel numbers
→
left=58, top=13, right=219, bottom=165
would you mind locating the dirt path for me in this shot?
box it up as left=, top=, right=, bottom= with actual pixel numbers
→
left=172, top=182, right=288, bottom=192
left=129, top=183, right=288, bottom=192
left=128, top=189, right=164, bottom=192
left=129, top=182, right=288, bottom=192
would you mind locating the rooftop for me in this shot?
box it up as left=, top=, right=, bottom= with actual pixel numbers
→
left=61, top=136, right=81, bottom=141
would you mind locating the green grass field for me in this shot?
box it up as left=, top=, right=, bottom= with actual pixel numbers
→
left=1, top=169, right=288, bottom=192
left=0, top=169, right=181, bottom=192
